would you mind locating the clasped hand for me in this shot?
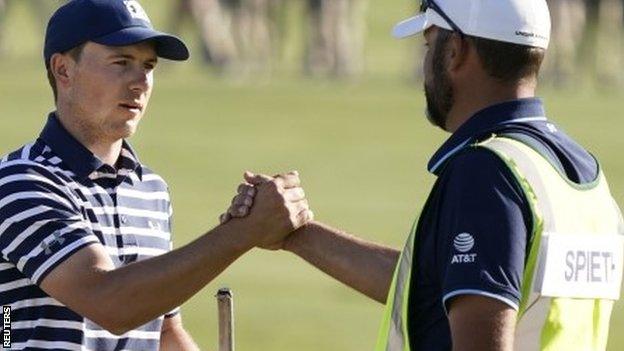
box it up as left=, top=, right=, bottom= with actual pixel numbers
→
left=219, top=171, right=313, bottom=250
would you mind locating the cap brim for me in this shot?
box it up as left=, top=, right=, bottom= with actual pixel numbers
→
left=93, top=27, right=190, bottom=61
left=392, top=13, right=430, bottom=39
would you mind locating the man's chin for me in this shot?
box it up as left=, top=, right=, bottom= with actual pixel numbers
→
left=121, top=125, right=138, bottom=139
left=424, top=97, right=446, bottom=129
left=111, top=120, right=140, bottom=140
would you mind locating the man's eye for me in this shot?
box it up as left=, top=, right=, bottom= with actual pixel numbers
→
left=114, top=60, right=128, bottom=66
left=145, top=63, right=155, bottom=70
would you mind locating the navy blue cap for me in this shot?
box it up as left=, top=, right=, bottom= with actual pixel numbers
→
left=44, top=0, right=189, bottom=67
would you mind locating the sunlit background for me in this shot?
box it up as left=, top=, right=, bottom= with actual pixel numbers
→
left=1, top=0, right=623, bottom=350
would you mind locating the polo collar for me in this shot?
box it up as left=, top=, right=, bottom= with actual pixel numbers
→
left=39, top=112, right=142, bottom=180
left=427, top=98, right=547, bottom=175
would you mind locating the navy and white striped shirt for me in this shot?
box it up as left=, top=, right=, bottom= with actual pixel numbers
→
left=0, top=113, right=178, bottom=350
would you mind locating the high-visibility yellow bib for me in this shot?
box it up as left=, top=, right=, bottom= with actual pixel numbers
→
left=375, top=136, right=624, bottom=351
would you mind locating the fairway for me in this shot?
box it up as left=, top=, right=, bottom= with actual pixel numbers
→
left=1, top=1, right=624, bottom=350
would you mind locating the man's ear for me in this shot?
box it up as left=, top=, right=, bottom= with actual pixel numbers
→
left=50, top=53, right=74, bottom=90
left=447, top=34, right=470, bottom=73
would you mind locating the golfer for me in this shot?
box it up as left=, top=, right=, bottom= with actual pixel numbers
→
left=229, top=0, right=624, bottom=349
left=0, top=0, right=312, bottom=349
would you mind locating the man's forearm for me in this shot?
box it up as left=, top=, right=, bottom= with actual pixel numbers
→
left=96, top=220, right=255, bottom=333
left=284, top=221, right=400, bottom=303
left=42, top=219, right=256, bottom=334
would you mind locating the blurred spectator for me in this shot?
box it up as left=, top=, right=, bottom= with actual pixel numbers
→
left=542, top=0, right=623, bottom=87
left=303, top=0, right=325, bottom=75
left=227, top=0, right=274, bottom=74
left=166, top=0, right=368, bottom=79
left=168, top=0, right=237, bottom=71
left=579, top=0, right=624, bottom=85
left=304, top=0, right=366, bottom=78
left=543, top=0, right=586, bottom=86
left=169, top=0, right=290, bottom=76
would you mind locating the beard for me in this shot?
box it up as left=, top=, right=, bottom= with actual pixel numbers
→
left=424, top=37, right=454, bottom=130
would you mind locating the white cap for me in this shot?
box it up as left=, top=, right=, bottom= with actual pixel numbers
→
left=392, top=0, right=551, bottom=49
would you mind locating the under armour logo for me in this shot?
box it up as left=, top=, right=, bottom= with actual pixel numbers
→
left=547, top=123, right=558, bottom=133
left=40, top=232, right=66, bottom=255
left=148, top=221, right=162, bottom=232
left=123, top=0, right=151, bottom=23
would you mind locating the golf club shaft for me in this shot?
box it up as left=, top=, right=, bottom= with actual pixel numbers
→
left=216, top=288, right=235, bottom=351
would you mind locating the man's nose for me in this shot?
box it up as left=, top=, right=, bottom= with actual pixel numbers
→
left=129, top=67, right=151, bottom=93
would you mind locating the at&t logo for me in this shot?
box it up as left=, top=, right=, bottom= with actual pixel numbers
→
left=451, top=232, right=477, bottom=264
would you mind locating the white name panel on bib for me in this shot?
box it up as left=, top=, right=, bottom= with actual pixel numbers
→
left=535, top=232, right=624, bottom=300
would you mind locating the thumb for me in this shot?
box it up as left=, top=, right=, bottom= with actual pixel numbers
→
left=244, top=171, right=273, bottom=185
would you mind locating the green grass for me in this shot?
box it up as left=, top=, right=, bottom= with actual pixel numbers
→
left=1, top=1, right=624, bottom=350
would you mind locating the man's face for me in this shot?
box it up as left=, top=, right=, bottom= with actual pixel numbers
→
left=65, top=41, right=157, bottom=143
left=423, top=28, right=454, bottom=130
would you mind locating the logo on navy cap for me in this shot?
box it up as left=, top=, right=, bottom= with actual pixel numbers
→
left=124, top=0, right=150, bottom=23
left=44, top=0, right=189, bottom=65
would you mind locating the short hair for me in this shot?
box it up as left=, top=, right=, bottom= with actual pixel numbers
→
left=438, top=28, right=546, bottom=83
left=46, top=43, right=86, bottom=102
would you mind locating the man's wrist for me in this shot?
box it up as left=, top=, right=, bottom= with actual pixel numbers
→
left=212, top=219, right=258, bottom=253
left=283, top=221, right=315, bottom=254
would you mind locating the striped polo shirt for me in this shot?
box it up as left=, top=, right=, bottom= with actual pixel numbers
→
left=0, top=113, right=178, bottom=350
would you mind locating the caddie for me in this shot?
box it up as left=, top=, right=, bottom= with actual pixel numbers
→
left=226, top=0, right=624, bottom=349
left=0, top=0, right=313, bottom=349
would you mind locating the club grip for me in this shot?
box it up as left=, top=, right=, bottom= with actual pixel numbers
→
left=216, top=288, right=235, bottom=351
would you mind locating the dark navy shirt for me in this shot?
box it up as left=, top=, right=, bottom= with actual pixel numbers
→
left=0, top=114, right=178, bottom=350
left=407, top=98, right=598, bottom=350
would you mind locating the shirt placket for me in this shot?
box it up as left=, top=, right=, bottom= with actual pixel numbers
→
left=115, top=172, right=138, bottom=264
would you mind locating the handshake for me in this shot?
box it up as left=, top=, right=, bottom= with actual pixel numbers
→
left=218, top=170, right=314, bottom=250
